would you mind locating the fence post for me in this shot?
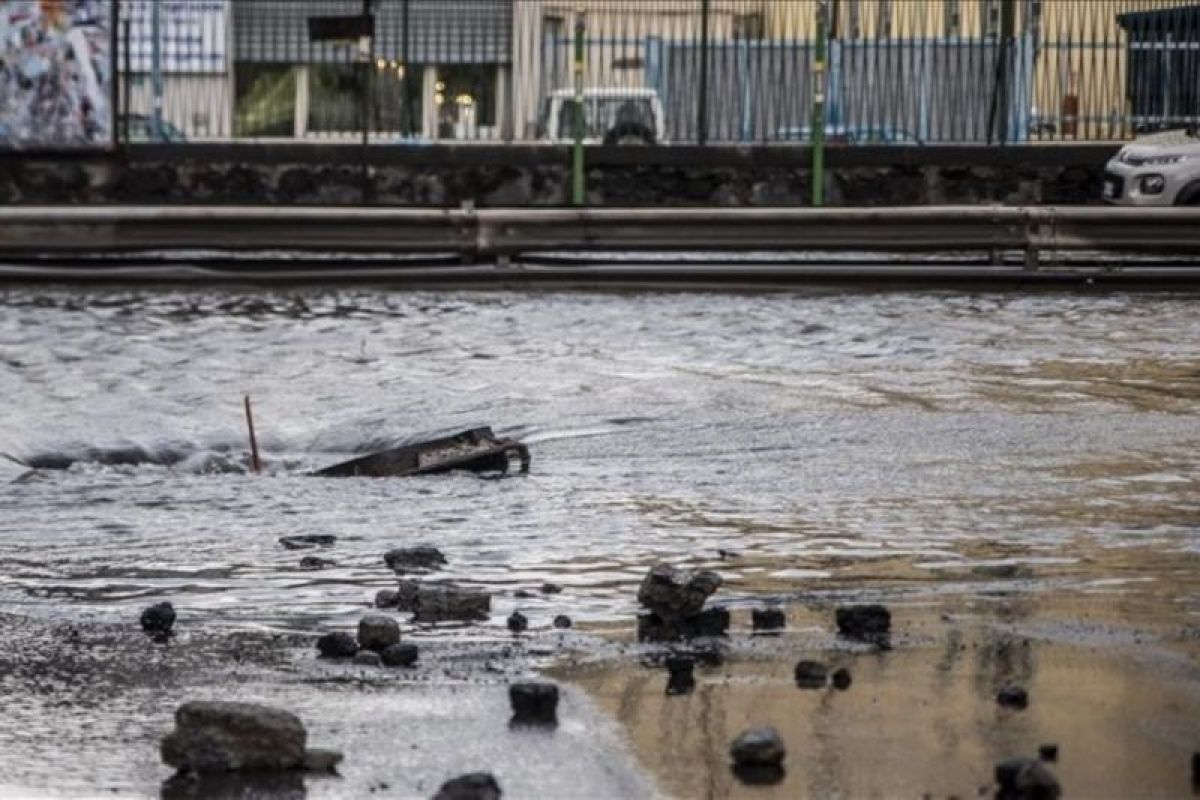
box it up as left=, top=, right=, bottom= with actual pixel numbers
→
left=697, top=0, right=710, bottom=145
left=122, top=18, right=131, bottom=145
left=361, top=0, right=373, bottom=203
left=572, top=11, right=586, bottom=206
left=150, top=0, right=163, bottom=141
left=811, top=1, right=828, bottom=206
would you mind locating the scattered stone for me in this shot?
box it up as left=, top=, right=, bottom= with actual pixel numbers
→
left=509, top=682, right=559, bottom=726
left=433, top=772, right=502, bottom=800
left=514, top=589, right=534, bottom=599
left=794, top=660, right=828, bottom=689
left=279, top=535, right=336, bottom=550
left=540, top=583, right=563, bottom=595
left=637, top=564, right=723, bottom=620
left=730, top=726, right=786, bottom=767
left=302, top=748, right=343, bottom=774
left=997, top=685, right=1029, bottom=710
left=353, top=650, right=382, bottom=667
left=831, top=667, right=852, bottom=691
left=382, top=545, right=446, bottom=573
left=995, top=757, right=1061, bottom=799
left=160, top=701, right=307, bottom=773
left=299, top=556, right=334, bottom=571
left=380, top=642, right=419, bottom=667
left=140, top=602, right=176, bottom=637
left=316, top=631, right=359, bottom=659
left=507, top=611, right=528, bottom=635
left=375, top=589, right=399, bottom=608
left=835, top=604, right=891, bottom=645
left=637, top=607, right=730, bottom=642
left=413, top=585, right=491, bottom=622
left=666, top=656, right=696, bottom=695
left=553, top=614, right=572, bottom=629
left=752, top=607, right=786, bottom=632
left=357, top=614, right=401, bottom=652
left=395, top=579, right=420, bottom=611
left=1038, top=744, right=1058, bottom=763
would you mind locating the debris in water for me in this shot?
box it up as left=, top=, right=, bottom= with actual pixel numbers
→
left=140, top=602, right=176, bottom=641
left=314, top=427, right=529, bottom=478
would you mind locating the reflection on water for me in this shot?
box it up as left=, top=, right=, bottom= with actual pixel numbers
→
left=565, top=604, right=1200, bottom=799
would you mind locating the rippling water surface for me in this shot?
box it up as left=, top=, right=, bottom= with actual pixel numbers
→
left=2, top=288, right=1199, bottom=634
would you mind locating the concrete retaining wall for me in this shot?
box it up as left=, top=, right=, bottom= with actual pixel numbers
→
left=0, top=144, right=1113, bottom=207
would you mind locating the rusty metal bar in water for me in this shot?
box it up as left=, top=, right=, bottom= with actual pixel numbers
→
left=244, top=395, right=261, bottom=474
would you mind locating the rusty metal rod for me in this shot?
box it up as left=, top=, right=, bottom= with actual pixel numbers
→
left=244, top=394, right=261, bottom=474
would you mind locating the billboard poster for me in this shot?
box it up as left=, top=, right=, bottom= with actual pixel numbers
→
left=0, top=1, right=113, bottom=149
left=122, top=0, right=227, bottom=74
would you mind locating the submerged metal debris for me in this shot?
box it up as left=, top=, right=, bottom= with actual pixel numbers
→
left=313, top=427, right=530, bottom=478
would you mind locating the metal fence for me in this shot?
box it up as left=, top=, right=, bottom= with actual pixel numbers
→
left=114, top=0, right=1200, bottom=146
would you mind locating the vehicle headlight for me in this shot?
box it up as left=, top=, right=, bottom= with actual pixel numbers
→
left=1141, top=154, right=1186, bottom=165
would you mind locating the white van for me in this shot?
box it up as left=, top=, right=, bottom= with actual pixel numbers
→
left=538, top=88, right=666, bottom=145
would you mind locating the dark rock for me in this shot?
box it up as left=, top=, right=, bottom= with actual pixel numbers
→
left=353, top=650, right=382, bottom=667
left=995, top=757, right=1061, bottom=799
left=831, top=667, right=852, bottom=691
left=1193, top=752, right=1200, bottom=785
left=1038, top=744, right=1058, bottom=762
left=752, top=607, right=786, bottom=632
left=380, top=642, right=419, bottom=667
left=383, top=545, right=447, bottom=573
left=375, top=589, right=400, bottom=608
left=730, top=726, right=785, bottom=767
left=316, top=631, right=359, bottom=659
left=717, top=548, right=739, bottom=560
left=299, top=556, right=334, bottom=571
left=507, top=611, right=528, bottom=635
left=794, top=660, right=828, bottom=689
left=161, top=771, right=305, bottom=799
left=637, top=564, right=723, bottom=620
left=140, top=602, right=176, bottom=636
left=509, top=682, right=559, bottom=726
left=279, top=535, right=336, bottom=550
left=835, top=604, right=891, bottom=645
left=433, top=772, right=502, bottom=800
left=160, top=700, right=307, bottom=772
left=637, top=607, right=730, bottom=642
left=732, top=763, right=786, bottom=786
left=666, top=656, right=695, bottom=695
left=997, top=685, right=1029, bottom=710
left=357, top=614, right=401, bottom=652
left=514, top=589, right=534, bottom=599
left=302, top=748, right=343, bottom=773
left=396, top=579, right=420, bottom=611
left=553, top=614, right=572, bottom=629
left=540, top=583, right=563, bottom=594
left=413, top=585, right=491, bottom=622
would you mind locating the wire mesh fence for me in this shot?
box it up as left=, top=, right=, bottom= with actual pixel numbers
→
left=113, top=0, right=1200, bottom=146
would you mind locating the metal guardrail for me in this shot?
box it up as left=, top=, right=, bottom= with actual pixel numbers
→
left=2, top=206, right=1200, bottom=264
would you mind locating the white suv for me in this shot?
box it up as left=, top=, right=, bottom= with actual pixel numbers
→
left=538, top=88, right=666, bottom=145
left=1103, top=130, right=1200, bottom=206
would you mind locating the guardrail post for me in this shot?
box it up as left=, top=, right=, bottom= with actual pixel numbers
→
left=812, top=1, right=828, bottom=207
left=572, top=11, right=586, bottom=206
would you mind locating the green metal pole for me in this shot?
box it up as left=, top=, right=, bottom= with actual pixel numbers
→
left=811, top=1, right=828, bottom=207
left=572, top=13, right=586, bottom=206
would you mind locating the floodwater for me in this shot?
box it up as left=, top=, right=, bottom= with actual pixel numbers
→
left=1, top=288, right=1199, bottom=798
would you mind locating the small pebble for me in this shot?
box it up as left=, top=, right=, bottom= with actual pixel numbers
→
left=358, top=614, right=401, bottom=652
left=433, top=772, right=502, bottom=800
left=509, top=682, right=558, bottom=726
left=794, top=660, right=828, bottom=689
left=831, top=667, right=852, bottom=691
left=540, top=583, right=563, bottom=594
left=995, top=757, right=1060, bottom=799
left=751, top=607, right=786, bottom=631
left=553, top=614, right=572, bottom=629
left=140, top=602, right=176, bottom=637
left=316, top=631, right=358, bottom=659
left=1038, top=744, right=1058, bottom=763
left=353, top=650, right=382, bottom=667
left=730, top=726, right=785, bottom=767
left=997, top=685, right=1029, bottom=710
left=380, top=643, right=419, bottom=668
left=507, top=611, right=528, bottom=635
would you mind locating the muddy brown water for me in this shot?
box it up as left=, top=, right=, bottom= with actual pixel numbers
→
left=1, top=288, right=1199, bottom=798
